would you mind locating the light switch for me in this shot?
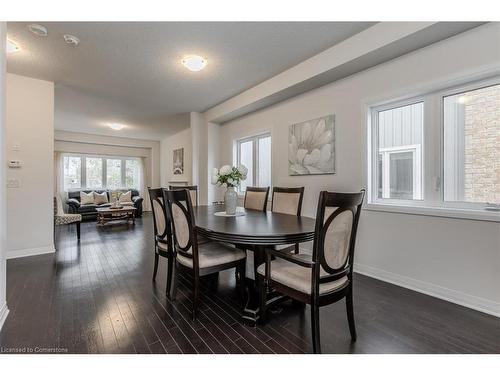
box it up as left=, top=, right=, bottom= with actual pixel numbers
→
left=7, top=179, right=20, bottom=188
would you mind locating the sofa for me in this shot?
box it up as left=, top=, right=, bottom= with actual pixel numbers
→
left=66, top=189, right=143, bottom=221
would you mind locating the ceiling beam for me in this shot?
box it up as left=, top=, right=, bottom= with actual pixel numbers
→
left=204, top=22, right=485, bottom=124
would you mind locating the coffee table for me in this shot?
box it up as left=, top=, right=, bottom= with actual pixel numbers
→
left=96, top=206, right=136, bottom=226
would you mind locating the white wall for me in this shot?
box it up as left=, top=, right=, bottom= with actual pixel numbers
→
left=6, top=74, right=54, bottom=259
left=160, top=127, right=192, bottom=187
left=215, top=24, right=500, bottom=316
left=0, top=22, right=9, bottom=330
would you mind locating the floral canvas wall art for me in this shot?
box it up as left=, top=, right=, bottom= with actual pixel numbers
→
left=288, top=114, right=335, bottom=175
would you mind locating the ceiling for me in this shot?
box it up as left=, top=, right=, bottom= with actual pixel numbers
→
left=6, top=22, right=376, bottom=140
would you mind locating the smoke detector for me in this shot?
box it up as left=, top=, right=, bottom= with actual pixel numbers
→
left=63, top=34, right=80, bottom=47
left=27, top=24, right=48, bottom=37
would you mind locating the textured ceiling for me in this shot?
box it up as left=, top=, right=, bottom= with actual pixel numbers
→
left=6, top=22, right=375, bottom=139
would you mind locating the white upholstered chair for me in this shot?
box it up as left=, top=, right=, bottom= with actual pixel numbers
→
left=271, top=187, right=305, bottom=254
left=163, top=188, right=247, bottom=319
left=258, top=190, right=365, bottom=353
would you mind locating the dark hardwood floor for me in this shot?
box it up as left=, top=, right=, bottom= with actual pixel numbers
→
left=1, top=213, right=498, bottom=354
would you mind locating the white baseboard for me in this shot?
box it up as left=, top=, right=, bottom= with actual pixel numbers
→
left=6, top=244, right=55, bottom=259
left=0, top=302, right=9, bottom=331
left=354, top=263, right=500, bottom=318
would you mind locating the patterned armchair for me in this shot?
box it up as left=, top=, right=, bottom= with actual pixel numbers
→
left=54, top=196, right=82, bottom=244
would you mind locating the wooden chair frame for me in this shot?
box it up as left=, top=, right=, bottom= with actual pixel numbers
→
left=270, top=186, right=305, bottom=254
left=169, top=185, right=199, bottom=206
left=148, top=187, right=174, bottom=298
left=259, top=189, right=365, bottom=353
left=163, top=188, right=246, bottom=320
left=244, top=186, right=270, bottom=212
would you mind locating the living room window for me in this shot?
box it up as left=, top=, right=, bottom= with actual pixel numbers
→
left=367, top=75, right=500, bottom=221
left=62, top=154, right=141, bottom=191
left=235, top=132, right=272, bottom=192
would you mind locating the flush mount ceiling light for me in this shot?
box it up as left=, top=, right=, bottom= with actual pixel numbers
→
left=108, top=123, right=125, bottom=131
left=181, top=55, right=207, bottom=72
left=27, top=24, right=48, bottom=37
left=63, top=34, right=80, bottom=47
left=6, top=39, right=20, bottom=54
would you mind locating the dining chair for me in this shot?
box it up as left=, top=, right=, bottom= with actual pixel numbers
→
left=257, top=189, right=365, bottom=353
left=169, top=185, right=198, bottom=206
left=163, top=188, right=247, bottom=320
left=148, top=187, right=174, bottom=298
left=271, top=186, right=305, bottom=254
left=54, top=196, right=82, bottom=248
left=244, top=186, right=270, bottom=211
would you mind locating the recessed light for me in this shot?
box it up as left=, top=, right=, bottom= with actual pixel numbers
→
left=6, top=39, right=20, bottom=54
left=63, top=34, right=80, bottom=47
left=27, top=24, right=48, bottom=37
left=109, top=123, right=125, bottom=131
left=181, top=55, right=207, bottom=72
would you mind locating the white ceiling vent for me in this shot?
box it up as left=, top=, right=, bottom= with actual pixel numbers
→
left=63, top=34, right=80, bottom=47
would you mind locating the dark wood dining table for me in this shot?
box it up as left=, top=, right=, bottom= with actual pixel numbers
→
left=193, top=204, right=316, bottom=325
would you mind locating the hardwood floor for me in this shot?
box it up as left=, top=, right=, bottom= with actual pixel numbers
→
left=1, top=213, right=498, bottom=354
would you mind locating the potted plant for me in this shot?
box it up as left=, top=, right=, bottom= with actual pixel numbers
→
left=211, top=164, right=248, bottom=215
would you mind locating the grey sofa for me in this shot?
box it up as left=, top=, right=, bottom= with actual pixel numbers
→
left=66, top=189, right=143, bottom=221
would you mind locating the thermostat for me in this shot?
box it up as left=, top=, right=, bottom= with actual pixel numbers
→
left=8, top=160, right=22, bottom=168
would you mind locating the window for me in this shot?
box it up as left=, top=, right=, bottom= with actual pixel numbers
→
left=63, top=156, right=81, bottom=190
left=235, top=133, right=272, bottom=192
left=86, top=157, right=103, bottom=189
left=106, top=159, right=122, bottom=190
left=368, top=76, right=500, bottom=219
left=444, top=84, right=500, bottom=205
left=62, top=154, right=141, bottom=191
left=126, top=159, right=140, bottom=189
left=374, top=102, right=423, bottom=201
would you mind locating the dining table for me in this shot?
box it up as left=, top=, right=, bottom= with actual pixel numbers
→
left=193, top=204, right=317, bottom=325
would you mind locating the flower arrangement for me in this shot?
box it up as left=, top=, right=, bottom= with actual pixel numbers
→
left=211, top=164, right=248, bottom=188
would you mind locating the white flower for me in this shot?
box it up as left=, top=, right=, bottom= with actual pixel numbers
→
left=211, top=174, right=219, bottom=185
left=227, top=177, right=234, bottom=185
left=212, top=167, right=219, bottom=177
left=219, top=165, right=232, bottom=176
left=289, top=117, right=334, bottom=175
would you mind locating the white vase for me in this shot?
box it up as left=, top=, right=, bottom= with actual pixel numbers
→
left=224, top=187, right=238, bottom=215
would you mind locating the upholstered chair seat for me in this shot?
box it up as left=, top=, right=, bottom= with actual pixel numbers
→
left=177, top=242, right=246, bottom=269
left=257, top=255, right=348, bottom=295
left=55, top=213, right=82, bottom=226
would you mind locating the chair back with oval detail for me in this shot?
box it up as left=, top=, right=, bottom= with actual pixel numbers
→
left=148, top=188, right=171, bottom=243
left=311, top=190, right=365, bottom=295
left=169, top=185, right=198, bottom=206
left=163, top=188, right=200, bottom=270
left=244, top=186, right=270, bottom=211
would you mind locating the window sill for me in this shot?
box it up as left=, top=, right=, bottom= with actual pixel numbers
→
left=364, top=203, right=500, bottom=222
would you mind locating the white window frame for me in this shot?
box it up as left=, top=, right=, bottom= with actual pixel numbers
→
left=63, top=153, right=141, bottom=191
left=366, top=73, right=500, bottom=222
left=378, top=144, right=422, bottom=200
left=235, top=132, right=272, bottom=193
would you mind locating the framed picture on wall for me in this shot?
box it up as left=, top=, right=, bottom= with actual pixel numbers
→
left=173, top=148, right=184, bottom=175
left=288, top=114, right=335, bottom=175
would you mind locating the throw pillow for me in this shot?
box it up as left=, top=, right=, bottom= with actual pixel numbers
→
left=93, top=191, right=108, bottom=204
left=119, top=190, right=132, bottom=204
left=80, top=191, right=95, bottom=205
